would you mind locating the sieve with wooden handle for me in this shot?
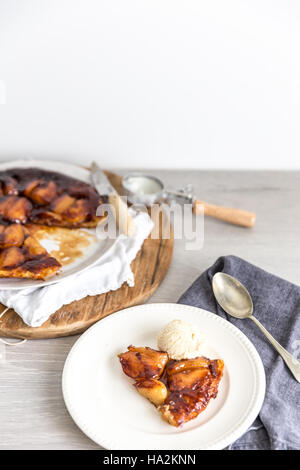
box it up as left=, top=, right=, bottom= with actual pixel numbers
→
left=122, top=173, right=256, bottom=228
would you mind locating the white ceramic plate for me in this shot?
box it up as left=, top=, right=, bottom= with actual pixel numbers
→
left=62, top=303, right=266, bottom=450
left=0, top=159, right=115, bottom=290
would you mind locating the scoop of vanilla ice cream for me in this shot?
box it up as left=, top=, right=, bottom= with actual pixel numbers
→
left=157, top=319, right=204, bottom=360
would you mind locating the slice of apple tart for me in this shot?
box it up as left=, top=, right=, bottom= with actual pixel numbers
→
left=0, top=224, right=61, bottom=280
left=118, top=345, right=224, bottom=427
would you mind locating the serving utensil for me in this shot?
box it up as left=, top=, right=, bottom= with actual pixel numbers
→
left=212, top=272, right=300, bottom=382
left=122, top=173, right=256, bottom=228
left=91, top=162, right=135, bottom=236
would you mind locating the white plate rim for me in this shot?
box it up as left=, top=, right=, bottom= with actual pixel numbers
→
left=0, top=158, right=115, bottom=290
left=62, top=303, right=266, bottom=450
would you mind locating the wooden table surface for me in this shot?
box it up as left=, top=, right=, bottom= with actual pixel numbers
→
left=1, top=170, right=299, bottom=450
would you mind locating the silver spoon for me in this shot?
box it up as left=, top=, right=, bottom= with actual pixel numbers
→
left=212, top=272, right=300, bottom=382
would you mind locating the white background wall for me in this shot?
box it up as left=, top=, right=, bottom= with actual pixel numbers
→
left=0, top=0, right=300, bottom=169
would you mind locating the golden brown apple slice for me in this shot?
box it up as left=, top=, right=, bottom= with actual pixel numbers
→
left=0, top=224, right=25, bottom=248
left=167, top=359, right=224, bottom=392
left=23, top=179, right=41, bottom=197
left=51, top=194, right=76, bottom=214
left=29, top=181, right=57, bottom=205
left=23, top=232, right=47, bottom=256
left=166, top=357, right=211, bottom=376
left=168, top=368, right=211, bottom=392
left=62, top=199, right=90, bottom=224
left=0, top=196, right=13, bottom=219
left=0, top=196, right=32, bottom=223
left=134, top=378, right=168, bottom=406
left=119, top=346, right=168, bottom=379
left=2, top=177, right=19, bottom=195
left=0, top=246, right=25, bottom=269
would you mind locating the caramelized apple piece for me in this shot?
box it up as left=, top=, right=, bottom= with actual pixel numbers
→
left=0, top=224, right=25, bottom=248
left=168, top=368, right=211, bottom=392
left=119, top=346, right=168, bottom=379
left=7, top=197, right=32, bottom=223
left=0, top=196, right=13, bottom=218
left=23, top=179, right=41, bottom=197
left=0, top=196, right=32, bottom=223
left=29, top=181, right=57, bottom=205
left=51, top=194, right=76, bottom=214
left=62, top=199, right=91, bottom=224
left=134, top=378, right=168, bottom=406
left=166, top=357, right=211, bottom=376
left=2, top=177, right=19, bottom=195
left=168, top=358, right=224, bottom=391
left=0, top=246, right=25, bottom=269
left=159, top=359, right=224, bottom=426
left=23, top=232, right=46, bottom=256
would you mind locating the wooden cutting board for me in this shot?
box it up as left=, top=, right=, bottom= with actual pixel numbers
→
left=0, top=172, right=173, bottom=339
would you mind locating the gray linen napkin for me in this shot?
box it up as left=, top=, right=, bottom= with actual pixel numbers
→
left=178, top=255, right=300, bottom=450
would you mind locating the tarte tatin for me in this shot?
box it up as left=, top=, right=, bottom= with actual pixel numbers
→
left=0, top=168, right=107, bottom=280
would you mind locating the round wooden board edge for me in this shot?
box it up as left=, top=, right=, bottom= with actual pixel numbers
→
left=0, top=285, right=166, bottom=339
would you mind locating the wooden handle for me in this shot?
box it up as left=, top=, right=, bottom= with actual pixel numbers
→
left=109, top=193, right=136, bottom=236
left=193, top=199, right=256, bottom=228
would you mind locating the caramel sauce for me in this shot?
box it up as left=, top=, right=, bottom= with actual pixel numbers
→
left=26, top=224, right=97, bottom=266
